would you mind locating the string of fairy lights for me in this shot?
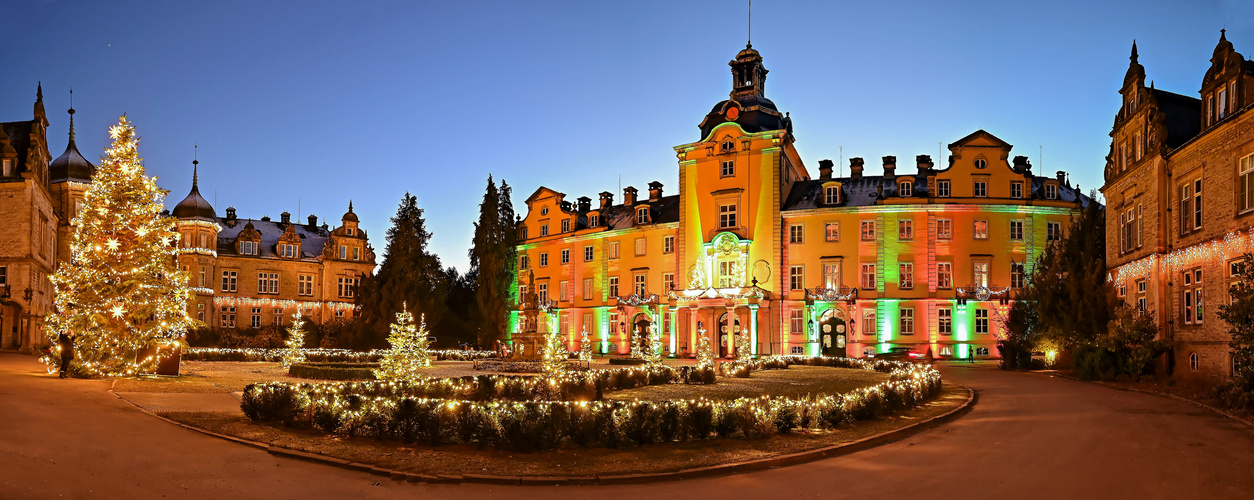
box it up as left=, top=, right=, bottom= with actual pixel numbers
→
left=1109, top=226, right=1254, bottom=284
left=183, top=347, right=496, bottom=362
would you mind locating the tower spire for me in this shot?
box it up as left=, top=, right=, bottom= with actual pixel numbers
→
left=348, top=199, right=354, bottom=213
left=192, top=143, right=199, bottom=190
left=1130, top=39, right=1138, bottom=63
left=67, top=88, right=76, bottom=143
left=747, top=0, right=752, bottom=47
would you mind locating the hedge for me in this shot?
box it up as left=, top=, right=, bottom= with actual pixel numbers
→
left=183, top=347, right=495, bottom=363
left=241, top=357, right=940, bottom=451
left=288, top=362, right=380, bottom=381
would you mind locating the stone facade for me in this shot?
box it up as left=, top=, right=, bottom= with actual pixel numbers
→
left=1103, top=32, right=1254, bottom=379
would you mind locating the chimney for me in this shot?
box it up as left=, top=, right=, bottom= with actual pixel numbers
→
left=576, top=196, right=591, bottom=213
left=818, top=159, right=834, bottom=180
left=260, top=215, right=271, bottom=222
left=915, top=154, right=934, bottom=174
left=882, top=156, right=897, bottom=177
left=623, top=186, right=638, bottom=206
left=1013, top=156, right=1031, bottom=174
left=307, top=214, right=318, bottom=228
left=850, top=157, right=865, bottom=179
left=280, top=211, right=291, bottom=225
left=599, top=191, right=614, bottom=210
left=648, top=181, right=663, bottom=202
left=1056, top=171, right=1066, bottom=184
left=226, top=207, right=237, bottom=221
left=561, top=200, right=572, bottom=212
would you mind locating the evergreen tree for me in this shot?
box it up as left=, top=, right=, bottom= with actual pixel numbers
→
left=696, top=335, right=715, bottom=368
left=281, top=312, right=308, bottom=369
left=469, top=176, right=518, bottom=348
left=435, top=266, right=478, bottom=347
left=541, top=311, right=568, bottom=376
left=375, top=305, right=431, bottom=382
left=579, top=326, right=593, bottom=362
left=1220, top=254, right=1254, bottom=387
left=353, top=193, right=446, bottom=348
left=45, top=116, right=192, bottom=377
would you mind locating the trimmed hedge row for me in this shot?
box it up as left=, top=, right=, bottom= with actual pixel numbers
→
left=288, top=362, right=380, bottom=381
left=184, top=347, right=495, bottom=363
left=241, top=357, right=940, bottom=451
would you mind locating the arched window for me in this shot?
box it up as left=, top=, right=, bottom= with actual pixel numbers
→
left=636, top=207, right=649, bottom=224
left=899, top=181, right=912, bottom=197
left=1189, top=352, right=1200, bottom=371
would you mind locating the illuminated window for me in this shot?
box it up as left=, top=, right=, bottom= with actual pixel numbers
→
left=196, top=303, right=204, bottom=322
left=937, top=262, right=953, bottom=289
left=862, top=310, right=876, bottom=335
left=860, top=221, right=876, bottom=241
left=973, top=262, right=990, bottom=287
left=537, top=283, right=548, bottom=303
left=975, top=308, right=989, bottom=334
left=663, top=273, right=675, bottom=292
left=974, top=220, right=989, bottom=239
left=1136, top=278, right=1148, bottom=310
left=1009, top=220, right=1024, bottom=240
left=0, top=158, right=11, bottom=176
left=938, top=308, right=952, bottom=334
left=936, top=180, right=951, bottom=197
left=900, top=308, right=914, bottom=335
left=608, top=277, right=619, bottom=297
left=664, top=236, right=675, bottom=253
left=719, top=204, right=738, bottom=229
left=1190, top=352, right=1200, bottom=371
left=973, top=180, right=987, bottom=197
left=823, top=263, right=840, bottom=288
left=899, top=263, right=913, bottom=289
left=898, top=220, right=913, bottom=240
left=199, top=266, right=206, bottom=287
left=790, top=224, right=804, bottom=244
left=721, top=160, right=735, bottom=177
left=272, top=307, right=283, bottom=326
left=937, top=219, right=952, bottom=240
left=220, top=305, right=236, bottom=328
left=825, top=223, right=839, bottom=242
left=790, top=266, right=804, bottom=290
left=790, top=309, right=804, bottom=335
left=352, top=247, right=359, bottom=260
left=860, top=263, right=877, bottom=289
left=1183, top=268, right=1203, bottom=325
left=1011, top=181, right=1023, bottom=199
left=561, top=249, right=570, bottom=264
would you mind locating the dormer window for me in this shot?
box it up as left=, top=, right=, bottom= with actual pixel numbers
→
left=899, top=181, right=912, bottom=197
left=561, top=219, right=570, bottom=232
left=937, top=180, right=951, bottom=197
left=1219, top=86, right=1229, bottom=119
left=636, top=207, right=649, bottom=224
left=242, top=241, right=258, bottom=256
left=1045, top=184, right=1058, bottom=200
left=280, top=244, right=298, bottom=258
left=721, top=140, right=735, bottom=153
left=346, top=227, right=354, bottom=236
left=825, top=186, right=840, bottom=204
left=589, top=214, right=599, bottom=227
left=1, top=158, right=12, bottom=176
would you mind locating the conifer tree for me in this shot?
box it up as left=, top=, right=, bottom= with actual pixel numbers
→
left=696, top=335, right=715, bottom=368
left=281, top=312, right=307, bottom=369
left=45, top=116, right=192, bottom=377
left=470, top=176, right=518, bottom=348
left=1220, top=254, right=1254, bottom=387
left=375, top=304, right=431, bottom=382
left=579, top=326, right=593, bottom=362
left=353, top=193, right=445, bottom=348
left=541, top=312, right=568, bottom=376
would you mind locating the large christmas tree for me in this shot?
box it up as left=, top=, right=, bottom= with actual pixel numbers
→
left=45, top=116, right=192, bottom=377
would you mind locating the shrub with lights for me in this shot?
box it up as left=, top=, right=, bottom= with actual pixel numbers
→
left=43, top=116, right=193, bottom=377
left=280, top=312, right=308, bottom=370
left=183, top=347, right=494, bottom=363
left=241, top=356, right=940, bottom=451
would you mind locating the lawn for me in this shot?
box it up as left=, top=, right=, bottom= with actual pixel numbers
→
left=606, top=365, right=888, bottom=402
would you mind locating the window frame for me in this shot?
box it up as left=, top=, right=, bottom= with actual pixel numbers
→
left=1009, top=220, right=1024, bottom=241
left=860, top=263, right=877, bottom=290
left=937, top=219, right=952, bottom=240
left=937, top=262, right=953, bottom=289
left=721, top=160, right=735, bottom=177
left=1010, top=181, right=1023, bottom=199
left=719, top=203, right=738, bottom=229
left=825, top=222, right=839, bottom=242
left=789, top=224, right=804, bottom=244
left=899, top=262, right=914, bottom=289
left=974, top=220, right=989, bottom=240
left=900, top=307, right=914, bottom=335
left=790, top=265, right=804, bottom=291
left=973, top=179, right=988, bottom=198
left=860, top=221, right=876, bottom=242
left=936, top=179, right=951, bottom=198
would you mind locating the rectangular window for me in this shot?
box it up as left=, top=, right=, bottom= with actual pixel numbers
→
left=937, top=219, right=952, bottom=240
left=608, top=277, right=619, bottom=298
left=537, top=283, right=549, bottom=304
left=790, top=309, right=804, bottom=335
left=298, top=275, right=313, bottom=296
left=938, top=308, right=952, bottom=334
left=863, top=310, right=876, bottom=335
left=663, top=236, right=675, bottom=254
left=1009, top=220, right=1024, bottom=240
left=539, top=252, right=548, bottom=267
left=790, top=266, right=804, bottom=291
left=519, top=255, right=530, bottom=270
left=584, top=245, right=594, bottom=261
left=825, top=223, right=839, bottom=242
left=636, top=208, right=649, bottom=225
left=338, top=245, right=346, bottom=259
left=352, top=247, right=360, bottom=260
left=1011, top=181, right=1023, bottom=199
left=975, top=309, right=989, bottom=334
left=1011, top=262, right=1025, bottom=289
left=583, top=278, right=593, bottom=300
left=790, top=224, right=804, bottom=244
left=973, top=262, right=990, bottom=287
left=860, top=263, right=877, bottom=289
left=937, top=262, right=953, bottom=289
left=559, top=281, right=569, bottom=302
left=860, top=221, right=876, bottom=241
left=899, top=263, right=913, bottom=289
left=825, top=186, right=840, bottom=204
left=1194, top=178, right=1203, bottom=231
left=1179, top=182, right=1192, bottom=235
left=1219, top=88, right=1228, bottom=118
left=267, top=272, right=279, bottom=294
left=199, top=266, right=206, bottom=287
left=1047, top=222, right=1062, bottom=241
left=1136, top=278, right=1148, bottom=311
left=633, top=274, right=646, bottom=295
left=823, top=263, right=840, bottom=289
left=337, top=277, right=358, bottom=298
left=251, top=308, right=262, bottom=329
left=1134, top=132, right=1143, bottom=161
left=635, top=238, right=646, bottom=256
left=937, top=180, right=951, bottom=197
left=220, top=270, right=237, bottom=292
left=197, top=303, right=204, bottom=322
left=900, top=308, right=914, bottom=335
left=220, top=306, right=236, bottom=328
left=1045, top=184, right=1058, bottom=200
left=0, top=266, right=7, bottom=285
left=561, top=219, right=570, bottom=233
left=973, top=180, right=988, bottom=197
left=609, top=242, right=620, bottom=259
left=560, top=249, right=570, bottom=264
left=719, top=204, right=738, bottom=229
left=1137, top=204, right=1143, bottom=248
left=721, top=160, right=735, bottom=177
left=974, top=220, right=989, bottom=239
left=663, top=273, right=675, bottom=293
left=588, top=215, right=599, bottom=227
left=540, top=225, right=549, bottom=237
left=520, top=227, right=529, bottom=240
left=898, top=220, right=913, bottom=241
left=609, top=312, right=619, bottom=335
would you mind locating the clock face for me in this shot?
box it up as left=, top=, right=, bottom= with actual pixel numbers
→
left=725, top=107, right=740, bottom=120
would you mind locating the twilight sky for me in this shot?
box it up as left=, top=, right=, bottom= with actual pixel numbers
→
left=3, top=0, right=1252, bottom=272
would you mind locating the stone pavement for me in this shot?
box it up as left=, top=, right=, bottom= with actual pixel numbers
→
left=113, top=391, right=245, bottom=413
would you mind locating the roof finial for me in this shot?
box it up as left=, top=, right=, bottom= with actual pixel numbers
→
left=348, top=199, right=354, bottom=213
left=1130, top=39, right=1138, bottom=63
left=37, top=81, right=43, bottom=101
left=747, top=0, right=752, bottom=48
left=67, top=88, right=77, bottom=143
left=1221, top=28, right=1227, bottom=41
left=192, top=143, right=199, bottom=189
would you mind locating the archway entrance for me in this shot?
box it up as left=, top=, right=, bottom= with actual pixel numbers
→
left=717, top=312, right=741, bottom=358
left=819, top=310, right=847, bottom=357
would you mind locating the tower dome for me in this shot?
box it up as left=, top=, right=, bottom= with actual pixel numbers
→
left=171, top=157, right=216, bottom=220
left=49, top=93, right=95, bottom=183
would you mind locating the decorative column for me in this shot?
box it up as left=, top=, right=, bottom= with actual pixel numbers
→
left=749, top=304, right=759, bottom=357
left=689, top=305, right=699, bottom=356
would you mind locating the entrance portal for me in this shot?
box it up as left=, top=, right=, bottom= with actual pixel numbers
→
left=820, top=311, right=847, bottom=357
left=717, top=313, right=741, bottom=358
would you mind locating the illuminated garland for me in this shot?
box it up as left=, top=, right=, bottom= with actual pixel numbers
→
left=212, top=296, right=356, bottom=312
left=183, top=347, right=495, bottom=362
left=806, top=287, right=858, bottom=302
left=280, top=311, right=307, bottom=369
left=1108, top=227, right=1254, bottom=283
left=955, top=285, right=1010, bottom=301
left=176, top=219, right=223, bottom=231
left=178, top=247, right=218, bottom=258
left=617, top=293, right=659, bottom=306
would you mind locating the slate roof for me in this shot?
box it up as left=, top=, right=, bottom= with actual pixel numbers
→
left=49, top=133, right=95, bottom=183
left=216, top=217, right=332, bottom=260
left=588, top=194, right=680, bottom=231
left=0, top=120, right=36, bottom=177
left=172, top=179, right=217, bottom=220
left=782, top=174, right=1096, bottom=211
left=1149, top=88, right=1202, bottom=150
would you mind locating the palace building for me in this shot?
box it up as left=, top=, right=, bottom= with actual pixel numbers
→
left=515, top=43, right=1094, bottom=359
left=169, top=166, right=376, bottom=333
left=1103, top=32, right=1254, bottom=378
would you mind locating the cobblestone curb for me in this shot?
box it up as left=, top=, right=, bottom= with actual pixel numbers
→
left=110, top=384, right=976, bottom=486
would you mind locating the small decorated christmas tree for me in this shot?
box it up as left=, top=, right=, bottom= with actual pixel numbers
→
left=578, top=326, right=593, bottom=363
left=375, top=304, right=430, bottom=382
left=696, top=334, right=714, bottom=368
left=281, top=311, right=307, bottom=369
left=542, top=312, right=568, bottom=376
left=45, top=116, right=192, bottom=377
left=736, top=333, right=753, bottom=363
left=644, top=314, right=664, bottom=365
